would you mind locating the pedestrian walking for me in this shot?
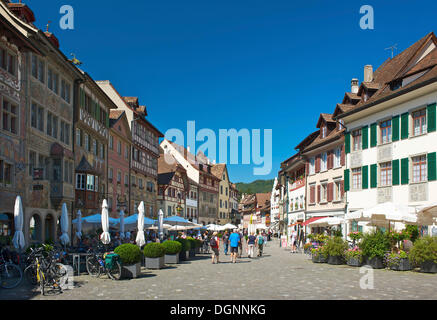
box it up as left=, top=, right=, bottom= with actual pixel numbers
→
left=210, top=232, right=220, bottom=264
left=291, top=229, right=297, bottom=253
left=223, top=231, right=230, bottom=255
left=229, top=229, right=240, bottom=263
left=257, top=232, right=264, bottom=257
left=247, top=233, right=257, bottom=258
left=238, top=230, right=244, bottom=258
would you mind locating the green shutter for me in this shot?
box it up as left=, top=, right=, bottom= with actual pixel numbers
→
left=427, top=103, right=436, bottom=133
left=392, top=159, right=400, bottom=185
left=401, top=113, right=409, bottom=140
left=345, top=132, right=351, bottom=154
left=401, top=158, right=409, bottom=185
left=96, top=103, right=100, bottom=122
left=106, top=113, right=109, bottom=128
left=362, top=165, right=368, bottom=189
left=392, top=115, right=400, bottom=141
left=362, top=126, right=368, bottom=150
left=344, top=169, right=350, bottom=192
left=428, top=152, right=436, bottom=181
left=370, top=164, right=377, bottom=188
left=370, top=123, right=377, bottom=147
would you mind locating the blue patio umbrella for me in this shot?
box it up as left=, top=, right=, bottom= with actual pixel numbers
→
left=72, top=214, right=118, bottom=226
left=163, top=216, right=193, bottom=226
left=123, top=214, right=156, bottom=226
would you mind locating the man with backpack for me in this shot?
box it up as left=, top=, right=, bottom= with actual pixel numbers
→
left=210, top=232, right=220, bottom=264
left=257, top=232, right=265, bottom=257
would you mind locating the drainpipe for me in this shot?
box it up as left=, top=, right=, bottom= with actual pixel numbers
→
left=285, top=174, right=290, bottom=245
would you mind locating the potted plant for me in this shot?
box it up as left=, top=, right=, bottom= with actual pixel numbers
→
left=359, top=230, right=390, bottom=269
left=325, top=236, right=348, bottom=265
left=348, top=231, right=363, bottom=247
left=194, top=239, right=202, bottom=254
left=187, top=237, right=197, bottom=257
left=311, top=246, right=328, bottom=263
left=345, top=247, right=364, bottom=267
left=409, top=236, right=437, bottom=273
left=385, top=250, right=412, bottom=271
left=143, top=243, right=166, bottom=269
left=176, top=238, right=191, bottom=261
left=114, top=243, right=142, bottom=278
left=303, top=243, right=313, bottom=255
left=162, top=240, right=182, bottom=264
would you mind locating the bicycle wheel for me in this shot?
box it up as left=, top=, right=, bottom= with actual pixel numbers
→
left=0, top=263, right=23, bottom=289
left=24, top=264, right=38, bottom=286
left=86, top=255, right=101, bottom=277
left=107, top=261, right=121, bottom=280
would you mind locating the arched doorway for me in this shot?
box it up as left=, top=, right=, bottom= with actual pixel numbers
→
left=29, top=214, right=42, bottom=243
left=45, top=214, right=55, bottom=243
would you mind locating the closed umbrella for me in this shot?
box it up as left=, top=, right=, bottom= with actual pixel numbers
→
left=158, top=209, right=164, bottom=241
left=136, top=202, right=146, bottom=247
left=76, top=210, right=82, bottom=240
left=60, top=203, right=70, bottom=246
left=12, top=196, right=25, bottom=250
left=119, top=210, right=125, bottom=239
left=100, top=200, right=111, bottom=245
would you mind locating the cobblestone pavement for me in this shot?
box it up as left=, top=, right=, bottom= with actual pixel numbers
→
left=2, top=239, right=437, bottom=300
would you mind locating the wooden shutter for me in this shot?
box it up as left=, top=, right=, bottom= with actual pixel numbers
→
left=340, top=144, right=345, bottom=166
left=305, top=161, right=309, bottom=175
left=315, top=155, right=321, bottom=173
left=428, top=152, right=436, bottom=181
left=392, top=115, right=400, bottom=141
left=401, top=113, right=409, bottom=140
left=317, top=185, right=321, bottom=203
left=370, top=164, right=377, bottom=188
left=392, top=159, right=400, bottom=185
left=370, top=123, right=377, bottom=147
left=327, top=151, right=333, bottom=170
left=362, top=166, right=368, bottom=189
left=401, top=158, right=409, bottom=185
left=310, top=185, right=315, bottom=203
left=362, top=126, right=368, bottom=150
left=427, top=103, right=436, bottom=133
left=340, top=180, right=345, bottom=198
left=345, top=132, right=351, bottom=154
left=328, top=182, right=333, bottom=202
left=344, top=169, right=350, bottom=192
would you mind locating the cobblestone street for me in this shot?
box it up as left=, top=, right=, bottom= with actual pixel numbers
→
left=2, top=239, right=437, bottom=300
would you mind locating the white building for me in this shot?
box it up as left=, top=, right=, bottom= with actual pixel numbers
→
left=336, top=32, right=437, bottom=235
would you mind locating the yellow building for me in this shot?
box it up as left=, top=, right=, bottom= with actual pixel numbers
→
left=212, top=164, right=231, bottom=224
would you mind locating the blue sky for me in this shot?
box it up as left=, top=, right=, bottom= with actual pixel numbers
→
left=27, top=0, right=437, bottom=183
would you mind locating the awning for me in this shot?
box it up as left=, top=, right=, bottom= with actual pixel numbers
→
left=288, top=222, right=302, bottom=227
left=0, top=213, right=10, bottom=221
left=302, top=216, right=327, bottom=226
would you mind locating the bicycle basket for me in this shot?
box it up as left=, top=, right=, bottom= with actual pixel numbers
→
left=104, top=253, right=120, bottom=269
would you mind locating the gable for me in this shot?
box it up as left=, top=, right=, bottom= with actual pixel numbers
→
left=111, top=112, right=132, bottom=141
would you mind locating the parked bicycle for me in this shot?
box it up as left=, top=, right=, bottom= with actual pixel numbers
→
left=85, top=246, right=121, bottom=280
left=0, top=247, right=23, bottom=289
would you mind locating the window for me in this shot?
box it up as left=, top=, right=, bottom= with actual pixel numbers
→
left=117, top=171, right=121, bottom=183
left=220, top=186, right=223, bottom=194
left=380, top=162, right=392, bottom=187
left=412, top=155, right=427, bottom=183
left=31, top=55, right=38, bottom=78
left=0, top=49, right=16, bottom=75
left=61, top=79, right=71, bottom=103
left=64, top=160, right=69, bottom=182
left=334, top=147, right=341, bottom=168
left=352, top=129, right=362, bottom=151
left=117, top=141, right=121, bottom=155
left=321, top=152, right=327, bottom=171
left=352, top=168, right=362, bottom=190
left=321, top=183, right=328, bottom=202
left=109, top=135, right=113, bottom=150
left=100, top=144, right=104, bottom=159
left=84, top=134, right=89, bottom=151
left=125, top=174, right=129, bottom=186
left=29, top=151, right=36, bottom=176
left=53, top=159, right=61, bottom=182
left=321, top=126, right=327, bottom=138
left=48, top=68, right=59, bottom=94
left=108, top=168, right=113, bottom=180
left=31, top=103, right=37, bottom=128
left=2, top=99, right=17, bottom=134
left=380, top=120, right=392, bottom=144
left=37, top=105, right=44, bottom=132
left=220, top=199, right=222, bottom=208
left=0, top=160, right=12, bottom=185
left=93, top=139, right=97, bottom=155
left=413, top=109, right=426, bottom=136
left=76, top=128, right=81, bottom=146
left=60, top=121, right=70, bottom=145
left=309, top=157, right=315, bottom=174
left=338, top=119, right=344, bottom=130
left=52, top=115, right=58, bottom=138
left=87, top=175, right=95, bottom=191
left=334, top=181, right=342, bottom=201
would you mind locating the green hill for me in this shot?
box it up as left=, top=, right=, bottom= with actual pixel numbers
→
left=235, top=179, right=274, bottom=195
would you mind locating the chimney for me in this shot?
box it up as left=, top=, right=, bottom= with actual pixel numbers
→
left=364, top=65, right=373, bottom=82
left=351, top=78, right=359, bottom=94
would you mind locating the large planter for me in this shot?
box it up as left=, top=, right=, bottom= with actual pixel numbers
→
left=420, top=261, right=437, bottom=274
left=121, top=263, right=141, bottom=279
left=195, top=247, right=201, bottom=254
left=179, top=250, right=190, bottom=261
left=390, top=258, right=412, bottom=271
left=165, top=254, right=180, bottom=264
left=312, top=255, right=328, bottom=263
left=189, top=248, right=196, bottom=258
left=347, top=257, right=363, bottom=267
left=366, top=256, right=385, bottom=269
left=328, top=255, right=344, bottom=265
left=145, top=256, right=165, bottom=269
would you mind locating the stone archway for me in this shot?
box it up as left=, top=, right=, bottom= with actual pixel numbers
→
left=44, top=213, right=55, bottom=243
left=29, top=213, right=42, bottom=243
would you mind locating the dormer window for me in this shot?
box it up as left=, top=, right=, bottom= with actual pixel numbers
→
left=338, top=119, right=344, bottom=130
left=390, top=79, right=402, bottom=91
left=321, top=126, right=327, bottom=138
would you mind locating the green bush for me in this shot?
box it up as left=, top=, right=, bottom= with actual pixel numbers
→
left=186, top=237, right=196, bottom=250
left=194, top=239, right=202, bottom=248
left=409, top=236, right=437, bottom=266
left=325, top=236, right=348, bottom=257
left=162, top=240, right=182, bottom=255
left=359, top=230, right=391, bottom=259
left=114, top=243, right=142, bottom=265
left=176, top=238, right=191, bottom=251
left=143, top=243, right=165, bottom=258
left=404, top=225, right=420, bottom=242
left=311, top=246, right=328, bottom=259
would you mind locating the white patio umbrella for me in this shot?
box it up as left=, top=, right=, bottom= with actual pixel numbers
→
left=136, top=202, right=146, bottom=247
left=361, top=202, right=418, bottom=231
left=223, top=223, right=237, bottom=230
left=119, top=210, right=125, bottom=239
left=100, top=200, right=111, bottom=245
left=157, top=209, right=164, bottom=241
left=206, top=224, right=225, bottom=231
left=416, top=202, right=437, bottom=225
left=168, top=225, right=190, bottom=231
left=60, top=203, right=70, bottom=246
left=75, top=210, right=82, bottom=240
left=308, top=217, right=345, bottom=227
left=12, top=196, right=25, bottom=250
